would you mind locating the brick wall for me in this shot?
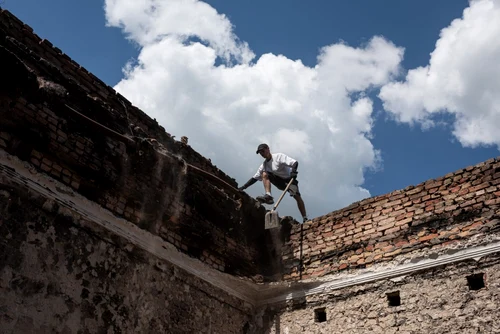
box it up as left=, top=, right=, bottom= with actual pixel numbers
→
left=0, top=8, right=279, bottom=280
left=0, top=7, right=231, bottom=180
left=282, top=157, right=500, bottom=280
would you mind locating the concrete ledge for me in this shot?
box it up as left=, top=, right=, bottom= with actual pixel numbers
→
left=257, top=240, right=500, bottom=305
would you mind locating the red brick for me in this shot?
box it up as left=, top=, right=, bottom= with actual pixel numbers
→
left=345, top=219, right=355, bottom=227
left=377, top=222, right=395, bottom=232
left=385, top=226, right=400, bottom=234
left=486, top=186, right=497, bottom=193
left=396, top=213, right=406, bottom=220
left=375, top=242, right=389, bottom=249
left=473, top=203, right=484, bottom=210
left=458, top=188, right=470, bottom=196
left=357, top=219, right=372, bottom=226
left=462, top=221, right=483, bottom=231
left=445, top=204, right=458, bottom=212
left=394, top=240, right=409, bottom=248
left=463, top=192, right=475, bottom=200
left=363, top=228, right=376, bottom=235
left=384, top=249, right=402, bottom=257
left=485, top=198, right=500, bottom=205
left=334, top=227, right=346, bottom=235
left=406, top=186, right=423, bottom=195
left=391, top=193, right=406, bottom=200
left=372, top=214, right=387, bottom=222
left=395, top=217, right=413, bottom=226
left=459, top=199, right=476, bottom=208
left=419, top=233, right=438, bottom=242
left=475, top=189, right=486, bottom=196
left=458, top=231, right=470, bottom=238
left=384, top=199, right=403, bottom=208
left=382, top=208, right=393, bottom=214
left=425, top=181, right=442, bottom=190
left=382, top=245, right=394, bottom=252
left=409, top=193, right=425, bottom=202
left=470, top=182, right=490, bottom=192
left=389, top=208, right=405, bottom=217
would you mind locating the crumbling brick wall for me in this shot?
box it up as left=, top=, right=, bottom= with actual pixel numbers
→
left=0, top=8, right=282, bottom=280
left=282, top=158, right=500, bottom=280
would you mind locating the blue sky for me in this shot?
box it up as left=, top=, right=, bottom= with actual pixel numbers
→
left=3, top=0, right=499, bottom=220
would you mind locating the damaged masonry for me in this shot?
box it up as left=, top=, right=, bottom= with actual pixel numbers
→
left=1, top=8, right=500, bottom=334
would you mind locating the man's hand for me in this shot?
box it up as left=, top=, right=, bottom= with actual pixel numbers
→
left=290, top=170, right=298, bottom=179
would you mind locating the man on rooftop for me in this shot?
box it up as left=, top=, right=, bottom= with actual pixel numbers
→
left=239, top=143, right=308, bottom=223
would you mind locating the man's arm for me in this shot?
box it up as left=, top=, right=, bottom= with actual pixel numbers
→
left=239, top=164, right=263, bottom=190
left=239, top=177, right=257, bottom=190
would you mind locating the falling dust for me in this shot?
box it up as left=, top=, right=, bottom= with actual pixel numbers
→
left=137, top=138, right=188, bottom=234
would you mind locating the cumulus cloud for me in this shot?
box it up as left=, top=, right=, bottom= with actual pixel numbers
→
left=104, top=0, right=404, bottom=220
left=379, top=0, right=500, bottom=148
left=104, top=0, right=254, bottom=63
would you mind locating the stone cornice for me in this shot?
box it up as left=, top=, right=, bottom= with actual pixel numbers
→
left=256, top=239, right=500, bottom=305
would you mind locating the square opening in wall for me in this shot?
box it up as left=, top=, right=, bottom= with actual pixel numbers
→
left=314, top=308, right=326, bottom=323
left=466, top=273, right=485, bottom=290
left=386, top=291, right=401, bottom=307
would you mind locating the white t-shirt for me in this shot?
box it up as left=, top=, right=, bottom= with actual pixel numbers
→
left=253, top=153, right=297, bottom=180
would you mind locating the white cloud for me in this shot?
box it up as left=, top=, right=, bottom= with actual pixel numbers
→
left=104, top=0, right=254, bottom=63
left=104, top=0, right=403, bottom=220
left=379, top=0, right=500, bottom=148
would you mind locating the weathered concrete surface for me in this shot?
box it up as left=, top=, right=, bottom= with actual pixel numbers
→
left=0, top=165, right=260, bottom=334
left=263, top=256, right=500, bottom=334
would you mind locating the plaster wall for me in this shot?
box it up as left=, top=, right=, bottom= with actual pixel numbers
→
left=264, top=256, right=500, bottom=334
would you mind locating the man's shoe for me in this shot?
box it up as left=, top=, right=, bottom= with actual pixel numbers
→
left=303, top=217, right=309, bottom=223
left=256, top=194, right=274, bottom=204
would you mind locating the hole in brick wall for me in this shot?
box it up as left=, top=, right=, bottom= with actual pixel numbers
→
left=314, top=308, right=326, bottom=323
left=467, top=273, right=485, bottom=290
left=386, top=291, right=401, bottom=307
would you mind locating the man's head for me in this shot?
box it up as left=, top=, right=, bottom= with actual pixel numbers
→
left=256, top=143, right=271, bottom=159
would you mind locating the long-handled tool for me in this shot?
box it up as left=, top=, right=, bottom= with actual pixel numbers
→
left=265, top=178, right=295, bottom=229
